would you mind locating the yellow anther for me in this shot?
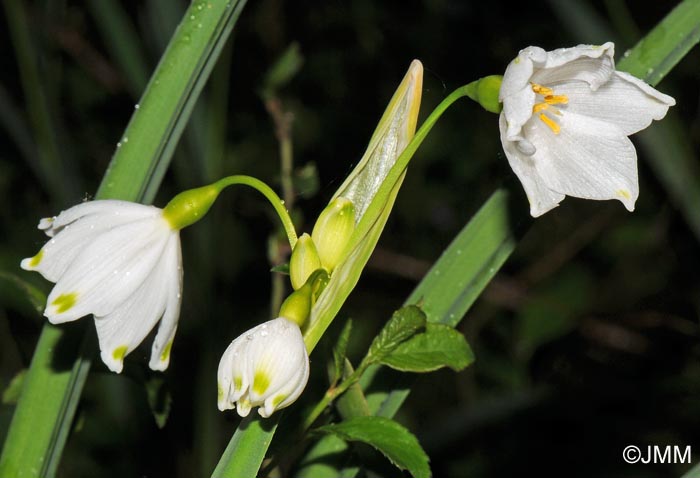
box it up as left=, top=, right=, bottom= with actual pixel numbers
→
left=544, top=94, right=569, bottom=105
left=531, top=83, right=554, bottom=96
left=539, top=113, right=561, bottom=134
left=533, top=103, right=549, bottom=113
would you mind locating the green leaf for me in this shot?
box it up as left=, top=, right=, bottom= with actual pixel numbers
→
left=145, top=375, right=172, bottom=429
left=210, top=415, right=280, bottom=478
left=380, top=324, right=474, bottom=373
left=367, top=305, right=426, bottom=364
left=2, top=370, right=26, bottom=405
left=331, top=320, right=353, bottom=387
left=616, top=0, right=700, bottom=86
left=316, top=416, right=430, bottom=478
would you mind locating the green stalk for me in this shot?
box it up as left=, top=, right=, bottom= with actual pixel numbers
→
left=0, top=1, right=248, bottom=476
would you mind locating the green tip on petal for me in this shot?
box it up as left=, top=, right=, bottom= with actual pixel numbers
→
left=252, top=370, right=271, bottom=396
left=465, top=75, right=503, bottom=113
left=29, top=249, right=44, bottom=267
left=160, top=340, right=173, bottom=362
left=162, top=183, right=221, bottom=230
left=112, top=345, right=128, bottom=361
left=52, top=292, right=78, bottom=313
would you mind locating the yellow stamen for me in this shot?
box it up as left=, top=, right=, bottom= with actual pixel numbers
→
left=533, top=103, right=549, bottom=113
left=544, top=94, right=569, bottom=105
left=617, top=189, right=631, bottom=200
left=531, top=83, right=554, bottom=96
left=539, top=113, right=561, bottom=134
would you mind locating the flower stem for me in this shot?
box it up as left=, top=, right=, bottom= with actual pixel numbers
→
left=301, top=364, right=365, bottom=431
left=215, top=175, right=298, bottom=248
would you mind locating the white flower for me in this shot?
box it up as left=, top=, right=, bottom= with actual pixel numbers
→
left=217, top=317, right=310, bottom=418
left=498, top=42, right=675, bottom=217
left=21, top=199, right=182, bottom=373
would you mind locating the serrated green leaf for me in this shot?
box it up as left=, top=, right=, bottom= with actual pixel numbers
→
left=367, top=305, right=426, bottom=364
left=145, top=375, right=172, bottom=429
left=331, top=320, right=353, bottom=387
left=317, top=416, right=430, bottom=478
left=2, top=370, right=26, bottom=405
left=380, top=324, right=474, bottom=373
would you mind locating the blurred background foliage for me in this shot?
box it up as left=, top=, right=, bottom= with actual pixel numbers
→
left=1, top=0, right=699, bottom=477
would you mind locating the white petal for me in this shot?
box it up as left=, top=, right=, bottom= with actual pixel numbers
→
left=149, top=234, right=183, bottom=371
left=45, top=200, right=159, bottom=236
left=45, top=217, right=169, bottom=323
left=94, top=251, right=170, bottom=373
left=245, top=318, right=307, bottom=403
left=552, top=71, right=675, bottom=136
left=499, top=46, right=541, bottom=100
left=526, top=110, right=638, bottom=210
left=499, top=115, right=564, bottom=217
left=532, top=43, right=615, bottom=90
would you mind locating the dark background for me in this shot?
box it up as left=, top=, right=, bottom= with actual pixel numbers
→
left=1, top=1, right=699, bottom=477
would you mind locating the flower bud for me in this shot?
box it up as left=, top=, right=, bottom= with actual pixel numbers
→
left=289, top=233, right=322, bottom=290
left=464, top=75, right=503, bottom=113
left=311, top=197, right=355, bottom=272
left=162, top=184, right=220, bottom=230
left=217, top=317, right=310, bottom=418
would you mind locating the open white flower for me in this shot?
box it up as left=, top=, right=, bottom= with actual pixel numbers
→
left=217, top=317, right=310, bottom=418
left=21, top=199, right=182, bottom=373
left=499, top=42, right=675, bottom=217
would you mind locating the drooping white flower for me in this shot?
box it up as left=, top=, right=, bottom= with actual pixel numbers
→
left=498, top=42, right=675, bottom=217
left=21, top=199, right=182, bottom=373
left=217, top=317, right=310, bottom=418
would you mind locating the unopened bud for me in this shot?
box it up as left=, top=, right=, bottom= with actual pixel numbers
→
left=289, top=233, right=322, bottom=290
left=311, top=197, right=355, bottom=272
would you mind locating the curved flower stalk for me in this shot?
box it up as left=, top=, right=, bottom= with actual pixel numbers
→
left=217, top=317, right=309, bottom=418
left=21, top=200, right=184, bottom=373
left=21, top=176, right=297, bottom=374
left=498, top=42, right=675, bottom=217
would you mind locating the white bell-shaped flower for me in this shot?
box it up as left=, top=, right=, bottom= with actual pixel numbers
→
left=217, top=317, right=310, bottom=418
left=499, top=42, right=675, bottom=217
left=21, top=199, right=182, bottom=373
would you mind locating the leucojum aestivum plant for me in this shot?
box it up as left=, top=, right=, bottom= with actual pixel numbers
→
left=2, top=3, right=688, bottom=476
